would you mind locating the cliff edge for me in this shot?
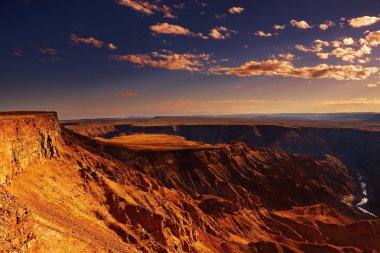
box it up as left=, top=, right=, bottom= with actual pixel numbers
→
left=0, top=112, right=61, bottom=185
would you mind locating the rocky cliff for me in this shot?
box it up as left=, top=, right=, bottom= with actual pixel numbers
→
left=1, top=112, right=380, bottom=252
left=0, top=112, right=61, bottom=185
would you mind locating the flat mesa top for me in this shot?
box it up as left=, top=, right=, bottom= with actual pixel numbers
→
left=0, top=111, right=57, bottom=118
left=95, top=134, right=225, bottom=151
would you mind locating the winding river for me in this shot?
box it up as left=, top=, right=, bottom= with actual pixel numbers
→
left=356, top=173, right=377, bottom=217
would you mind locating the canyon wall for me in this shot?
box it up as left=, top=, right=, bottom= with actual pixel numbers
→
left=0, top=112, right=62, bottom=251
left=0, top=112, right=61, bottom=185
left=1, top=113, right=380, bottom=252
left=82, top=124, right=380, bottom=215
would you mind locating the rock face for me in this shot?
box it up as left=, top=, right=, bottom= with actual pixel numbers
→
left=1, top=112, right=380, bottom=252
left=0, top=112, right=61, bottom=185
left=78, top=124, right=380, bottom=216
left=0, top=189, right=34, bottom=252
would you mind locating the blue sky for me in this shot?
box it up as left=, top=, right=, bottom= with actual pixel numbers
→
left=0, top=0, right=379, bottom=119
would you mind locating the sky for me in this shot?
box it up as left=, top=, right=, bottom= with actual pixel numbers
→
left=0, top=0, right=379, bottom=119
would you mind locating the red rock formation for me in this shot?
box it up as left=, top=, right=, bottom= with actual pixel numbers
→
left=1, top=112, right=380, bottom=252
left=0, top=189, right=34, bottom=252
left=0, top=112, right=61, bottom=185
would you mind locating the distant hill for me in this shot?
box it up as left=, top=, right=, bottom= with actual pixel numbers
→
left=213, top=113, right=377, bottom=121
left=365, top=114, right=380, bottom=123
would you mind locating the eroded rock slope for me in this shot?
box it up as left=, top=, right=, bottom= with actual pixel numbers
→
left=1, top=112, right=380, bottom=252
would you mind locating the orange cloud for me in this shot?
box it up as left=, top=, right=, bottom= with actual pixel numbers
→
left=290, top=20, right=312, bottom=29
left=107, top=43, right=117, bottom=50
left=295, top=39, right=329, bottom=53
left=110, top=50, right=210, bottom=72
left=297, top=36, right=375, bottom=63
left=273, top=24, right=286, bottom=30
left=70, top=34, right=117, bottom=50
left=365, top=30, right=380, bottom=46
left=349, top=16, right=380, bottom=28
left=208, top=59, right=378, bottom=80
left=316, top=53, right=329, bottom=59
left=209, top=26, right=237, bottom=40
left=329, top=45, right=372, bottom=63
left=319, top=21, right=335, bottom=30
left=229, top=7, right=244, bottom=14
left=255, top=31, right=272, bottom=37
left=114, top=92, right=140, bottom=97
left=315, top=98, right=380, bottom=106
left=117, top=0, right=175, bottom=18
left=278, top=53, right=295, bottom=61
left=150, top=23, right=207, bottom=39
left=150, top=23, right=191, bottom=35
left=70, top=34, right=104, bottom=48
left=342, top=37, right=355, bottom=46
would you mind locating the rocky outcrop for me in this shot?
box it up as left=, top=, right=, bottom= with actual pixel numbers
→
left=0, top=189, right=34, bottom=252
left=0, top=112, right=61, bottom=185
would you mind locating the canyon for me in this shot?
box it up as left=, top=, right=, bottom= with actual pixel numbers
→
left=1, top=112, right=380, bottom=252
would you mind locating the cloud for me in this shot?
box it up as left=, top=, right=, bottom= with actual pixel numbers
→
left=107, top=43, right=117, bottom=50
left=150, top=23, right=207, bottom=39
left=110, top=50, right=210, bottom=72
left=295, top=39, right=329, bottom=52
left=255, top=31, right=272, bottom=37
left=208, top=59, right=378, bottom=80
left=117, top=0, right=175, bottom=18
left=69, top=34, right=117, bottom=49
left=329, top=45, right=372, bottom=62
left=315, top=98, right=380, bottom=106
left=316, top=53, right=329, bottom=59
left=342, top=37, right=355, bottom=46
left=70, top=34, right=104, bottom=48
left=290, top=19, right=312, bottom=29
left=38, top=48, right=58, bottom=54
left=209, top=26, right=237, bottom=40
left=13, top=49, right=23, bottom=57
left=273, top=24, right=286, bottom=30
left=297, top=36, right=376, bottom=63
left=37, top=48, right=63, bottom=63
left=214, top=14, right=227, bottom=19
left=349, top=16, right=380, bottom=28
left=229, top=7, right=244, bottom=14
left=367, top=83, right=378, bottom=88
left=365, top=30, right=380, bottom=46
left=150, top=22, right=190, bottom=35
left=319, top=21, right=335, bottom=30
left=114, top=92, right=140, bottom=97
left=172, top=3, right=185, bottom=10
left=278, top=53, right=295, bottom=61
